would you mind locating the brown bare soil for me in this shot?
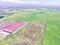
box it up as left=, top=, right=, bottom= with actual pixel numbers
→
left=12, top=23, right=45, bottom=45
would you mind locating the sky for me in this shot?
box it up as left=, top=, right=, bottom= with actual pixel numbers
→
left=0, top=0, right=60, bottom=6
left=0, top=0, right=60, bottom=3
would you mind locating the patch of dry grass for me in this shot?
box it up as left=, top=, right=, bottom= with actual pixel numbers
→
left=12, top=23, right=45, bottom=45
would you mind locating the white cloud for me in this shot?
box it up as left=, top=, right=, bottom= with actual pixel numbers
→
left=0, top=0, right=41, bottom=4
left=0, top=0, right=60, bottom=5
left=0, top=0, right=20, bottom=3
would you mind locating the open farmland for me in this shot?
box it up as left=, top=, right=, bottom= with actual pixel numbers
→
left=0, top=8, right=60, bottom=45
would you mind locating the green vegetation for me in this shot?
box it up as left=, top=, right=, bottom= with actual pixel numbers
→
left=0, top=8, right=60, bottom=45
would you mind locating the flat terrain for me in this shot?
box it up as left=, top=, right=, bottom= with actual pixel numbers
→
left=0, top=8, right=60, bottom=45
